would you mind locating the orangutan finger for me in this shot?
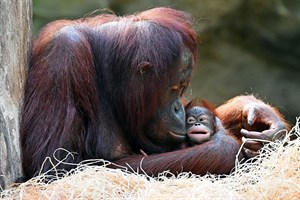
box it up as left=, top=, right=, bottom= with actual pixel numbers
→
left=241, top=129, right=261, bottom=139
left=243, top=148, right=259, bottom=159
left=243, top=140, right=264, bottom=152
left=262, top=129, right=287, bottom=141
left=241, top=129, right=272, bottom=141
left=246, top=107, right=258, bottom=126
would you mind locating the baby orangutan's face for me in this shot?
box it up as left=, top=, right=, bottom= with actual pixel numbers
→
left=186, top=107, right=215, bottom=144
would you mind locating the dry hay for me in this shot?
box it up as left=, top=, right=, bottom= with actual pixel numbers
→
left=1, top=119, right=300, bottom=200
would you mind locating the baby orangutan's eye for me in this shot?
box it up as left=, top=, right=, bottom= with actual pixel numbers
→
left=187, top=116, right=196, bottom=124
left=198, top=116, right=207, bottom=122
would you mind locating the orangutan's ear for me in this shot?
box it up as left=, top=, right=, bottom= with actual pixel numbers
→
left=185, top=98, right=199, bottom=110
left=137, top=61, right=153, bottom=75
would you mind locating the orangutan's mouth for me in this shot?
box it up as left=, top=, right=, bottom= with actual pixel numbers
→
left=188, top=127, right=210, bottom=140
left=169, top=131, right=186, bottom=140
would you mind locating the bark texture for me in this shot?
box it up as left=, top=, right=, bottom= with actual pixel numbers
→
left=0, top=0, right=32, bottom=189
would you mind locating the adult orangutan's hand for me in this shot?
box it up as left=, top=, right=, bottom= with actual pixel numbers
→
left=240, top=102, right=290, bottom=157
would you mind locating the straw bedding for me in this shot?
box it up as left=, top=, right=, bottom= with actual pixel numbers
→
left=1, top=119, right=299, bottom=200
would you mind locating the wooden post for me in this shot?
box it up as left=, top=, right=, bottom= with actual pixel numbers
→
left=0, top=0, right=32, bottom=189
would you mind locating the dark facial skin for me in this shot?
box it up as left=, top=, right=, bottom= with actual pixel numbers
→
left=186, top=106, right=216, bottom=144
left=142, top=49, right=194, bottom=153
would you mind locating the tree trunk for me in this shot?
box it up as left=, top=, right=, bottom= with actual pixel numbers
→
left=0, top=0, right=32, bottom=190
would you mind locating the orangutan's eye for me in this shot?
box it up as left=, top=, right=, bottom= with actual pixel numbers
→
left=172, top=82, right=188, bottom=97
left=172, top=84, right=180, bottom=91
left=187, top=116, right=196, bottom=124
left=198, top=116, right=207, bottom=122
left=180, top=85, right=187, bottom=96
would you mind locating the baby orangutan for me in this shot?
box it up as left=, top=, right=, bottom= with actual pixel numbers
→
left=140, top=104, right=219, bottom=155
left=186, top=106, right=217, bottom=145
left=184, top=100, right=228, bottom=146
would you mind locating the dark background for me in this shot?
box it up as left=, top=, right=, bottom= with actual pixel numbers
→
left=33, top=0, right=300, bottom=124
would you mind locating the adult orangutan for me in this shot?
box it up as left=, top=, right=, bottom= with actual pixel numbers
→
left=20, top=7, right=290, bottom=180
